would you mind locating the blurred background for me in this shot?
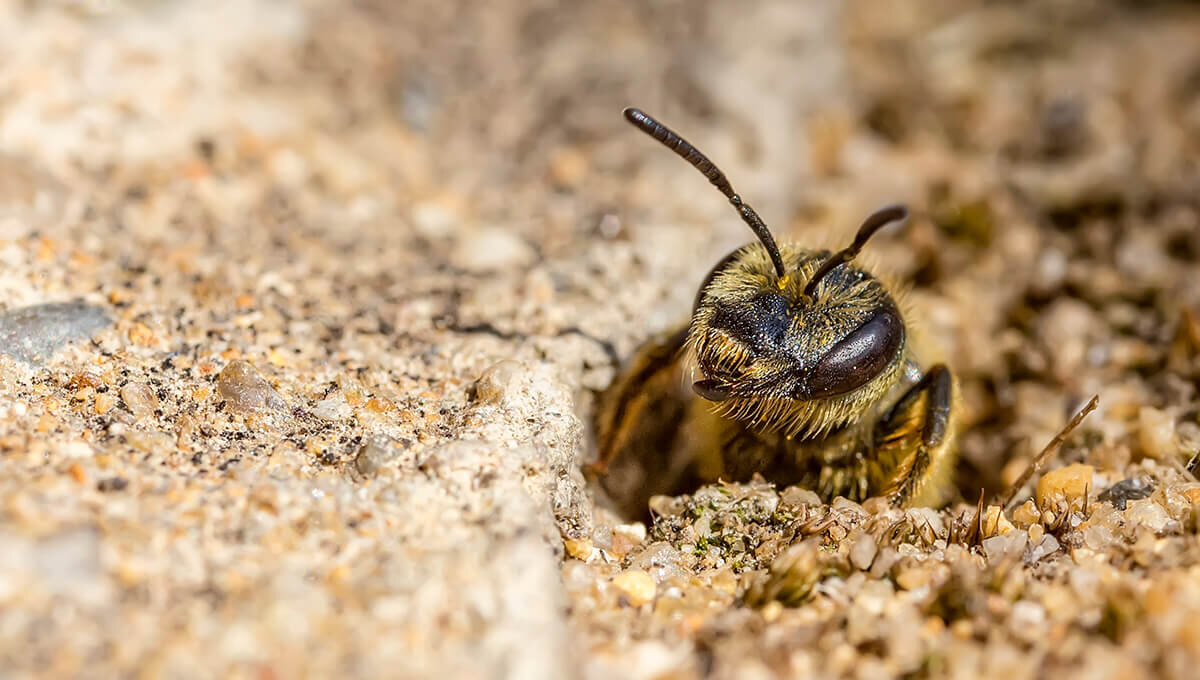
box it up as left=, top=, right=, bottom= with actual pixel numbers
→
left=2, top=0, right=1200, bottom=677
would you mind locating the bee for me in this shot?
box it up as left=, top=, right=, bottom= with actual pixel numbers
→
left=592, top=108, right=958, bottom=517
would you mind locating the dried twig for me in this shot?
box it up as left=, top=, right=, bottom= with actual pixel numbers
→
left=999, top=395, right=1099, bottom=511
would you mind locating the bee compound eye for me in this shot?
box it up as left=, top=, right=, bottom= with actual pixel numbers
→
left=692, top=379, right=732, bottom=402
left=799, top=305, right=904, bottom=399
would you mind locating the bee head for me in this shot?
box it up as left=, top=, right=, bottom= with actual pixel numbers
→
left=623, top=108, right=909, bottom=435
left=688, top=208, right=908, bottom=436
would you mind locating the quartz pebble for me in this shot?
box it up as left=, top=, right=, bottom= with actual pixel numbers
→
left=1027, top=535, right=1060, bottom=563
left=313, top=395, right=352, bottom=421
left=93, top=391, right=116, bottom=415
left=547, top=146, right=589, bottom=189
left=628, top=542, right=688, bottom=584
left=564, top=538, right=594, bottom=561
left=1125, top=498, right=1171, bottom=534
left=611, top=570, right=656, bottom=607
left=217, top=360, right=287, bottom=414
left=1012, top=500, right=1041, bottom=527
left=1036, top=463, right=1094, bottom=513
left=1082, top=522, right=1117, bottom=550
left=896, top=565, right=935, bottom=591
left=119, top=382, right=159, bottom=420
left=983, top=531, right=1029, bottom=562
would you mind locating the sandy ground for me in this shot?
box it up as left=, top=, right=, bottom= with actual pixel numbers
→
left=1, top=1, right=1199, bottom=678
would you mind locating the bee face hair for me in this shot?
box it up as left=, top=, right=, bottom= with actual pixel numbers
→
left=687, top=243, right=906, bottom=437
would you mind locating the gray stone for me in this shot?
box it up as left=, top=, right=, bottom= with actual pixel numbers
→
left=0, top=301, right=111, bottom=364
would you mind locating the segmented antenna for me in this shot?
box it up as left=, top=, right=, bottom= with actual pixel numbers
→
left=623, top=107, right=787, bottom=279
left=802, top=204, right=908, bottom=298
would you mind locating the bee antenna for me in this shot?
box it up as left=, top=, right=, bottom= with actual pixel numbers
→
left=623, top=107, right=787, bottom=279
left=802, top=204, right=908, bottom=299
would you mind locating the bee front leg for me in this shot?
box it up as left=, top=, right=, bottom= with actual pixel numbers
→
left=590, top=326, right=689, bottom=474
left=872, top=364, right=957, bottom=508
left=588, top=326, right=699, bottom=517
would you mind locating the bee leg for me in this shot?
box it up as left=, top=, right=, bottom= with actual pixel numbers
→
left=873, top=364, right=956, bottom=507
left=590, top=326, right=689, bottom=474
left=588, top=326, right=695, bottom=517
left=814, top=452, right=873, bottom=503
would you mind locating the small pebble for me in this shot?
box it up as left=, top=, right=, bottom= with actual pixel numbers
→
left=564, top=538, right=594, bottom=562
left=982, top=531, right=1029, bottom=562
left=1125, top=498, right=1171, bottom=534
left=217, top=360, right=287, bottom=414
left=628, top=542, right=688, bottom=584
left=611, top=570, right=656, bottom=607
left=471, top=360, right=526, bottom=405
left=895, top=566, right=933, bottom=591
left=1098, top=477, right=1155, bottom=510
left=119, top=383, right=159, bottom=419
left=849, top=533, right=877, bottom=571
left=982, top=505, right=1016, bottom=538
left=93, top=392, right=116, bottom=415
left=560, top=560, right=592, bottom=592
left=312, top=396, right=352, bottom=421
left=1082, top=523, right=1117, bottom=550
left=1010, top=600, right=1047, bottom=629
left=780, top=486, right=822, bottom=508
left=611, top=522, right=647, bottom=557
left=96, top=477, right=129, bottom=493
left=1027, top=535, right=1060, bottom=563
left=1138, top=407, right=1179, bottom=460
left=1012, top=500, right=1041, bottom=527
left=613, top=522, right=647, bottom=544
left=756, top=540, right=824, bottom=606
left=647, top=495, right=685, bottom=517
left=1183, top=487, right=1200, bottom=507
left=1036, top=463, right=1094, bottom=513
left=410, top=200, right=458, bottom=238
left=59, top=439, right=93, bottom=459
left=354, top=437, right=405, bottom=477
